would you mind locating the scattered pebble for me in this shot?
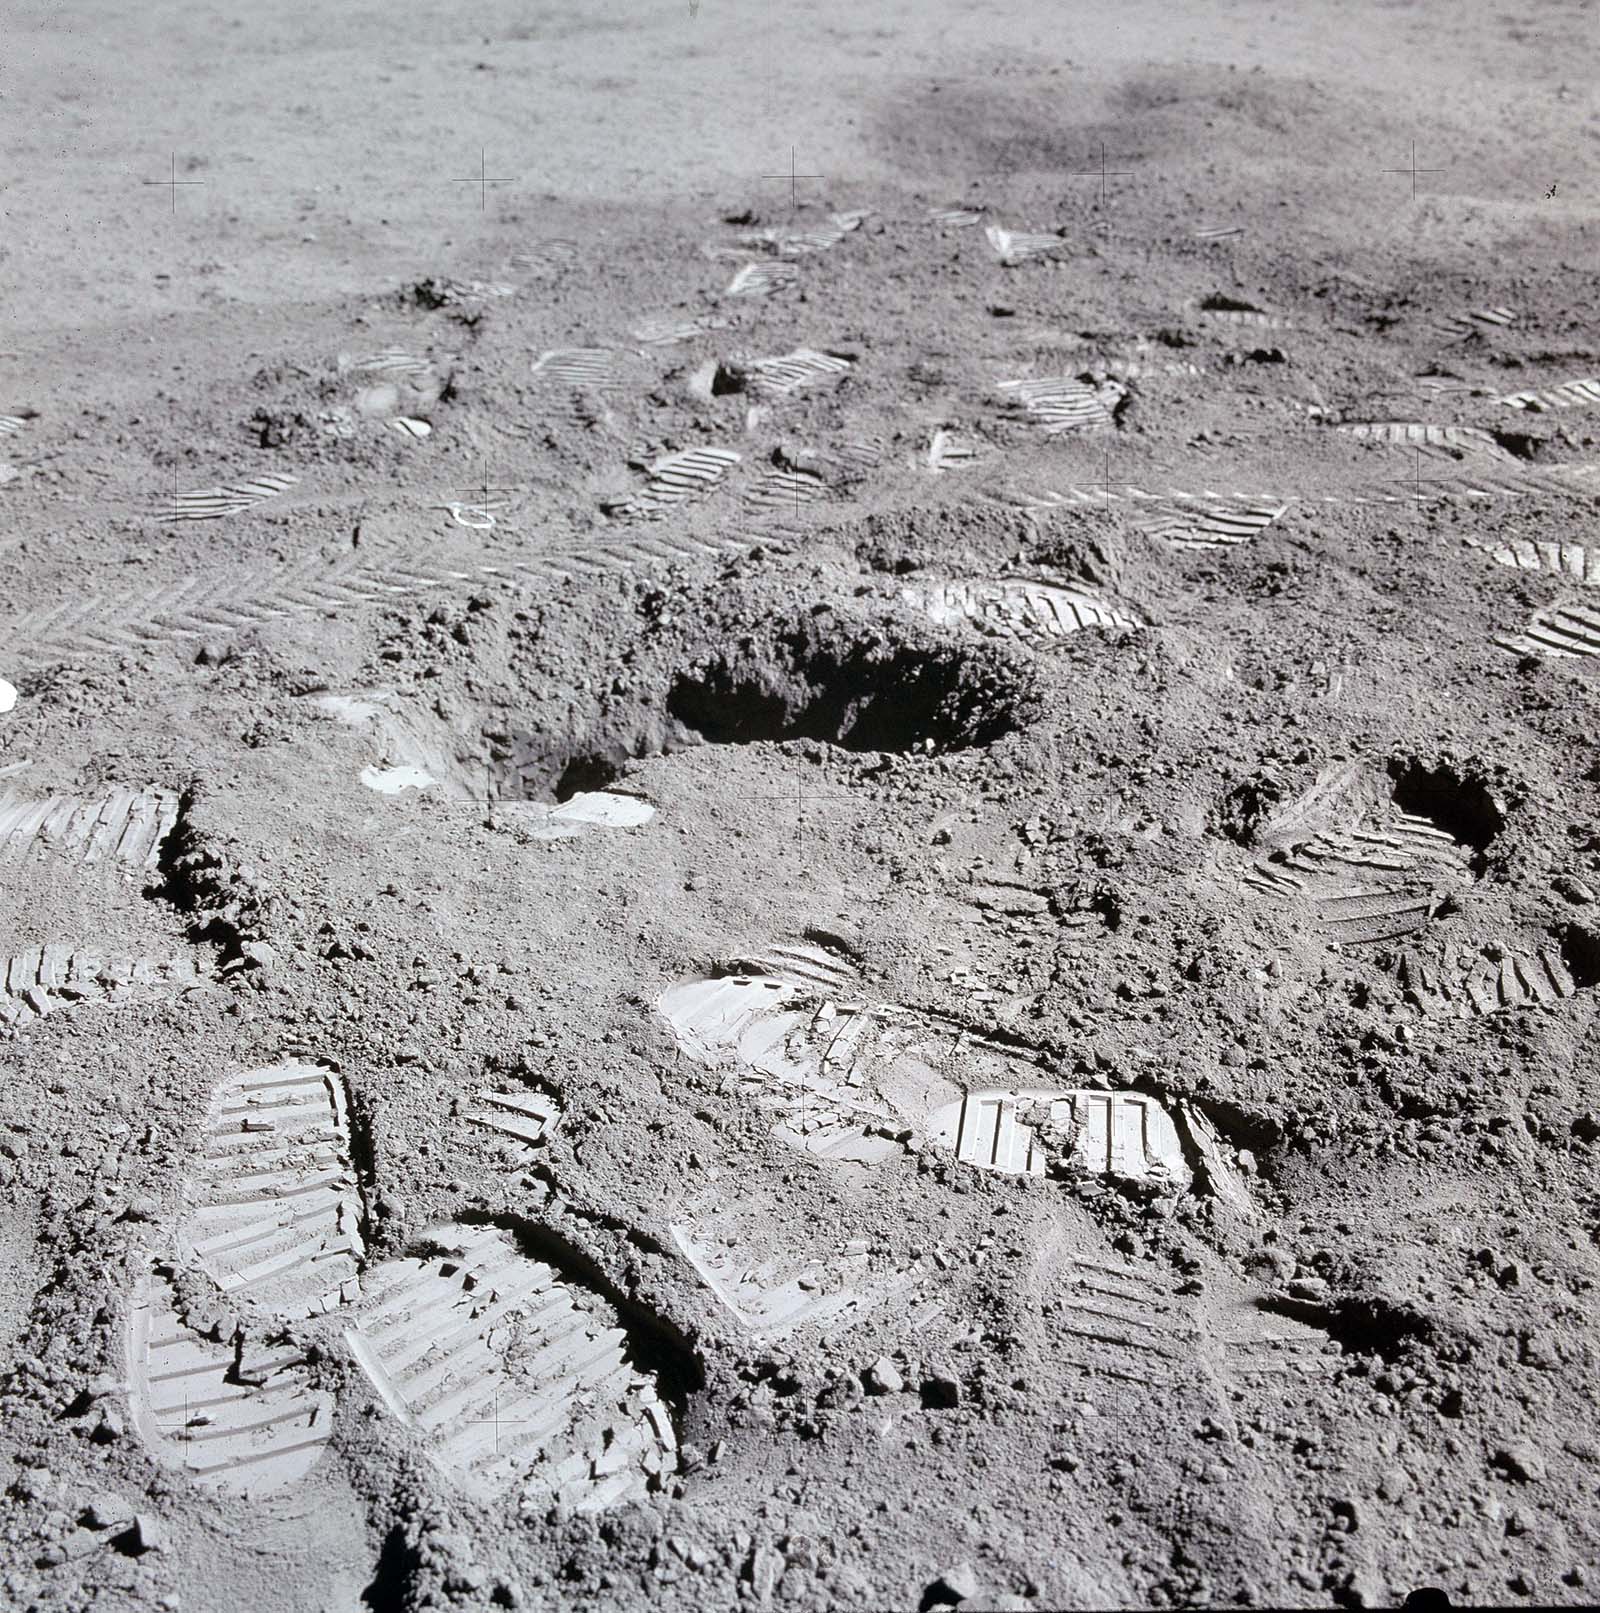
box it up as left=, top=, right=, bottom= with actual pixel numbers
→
left=83, top=1493, right=132, bottom=1531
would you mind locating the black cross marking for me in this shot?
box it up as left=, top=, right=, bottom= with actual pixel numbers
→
left=431, top=453, right=518, bottom=530
left=142, top=153, right=206, bottom=214
left=1068, top=141, right=1133, bottom=205
left=731, top=779, right=858, bottom=847
left=1381, top=141, right=1445, bottom=200
left=761, top=148, right=823, bottom=210
left=1082, top=446, right=1142, bottom=505
left=1399, top=446, right=1452, bottom=503
left=455, top=147, right=515, bottom=211
left=154, top=1392, right=198, bottom=1447
left=468, top=1391, right=529, bottom=1456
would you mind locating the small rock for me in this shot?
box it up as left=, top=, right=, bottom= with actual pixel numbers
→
left=61, top=1527, right=102, bottom=1561
left=0, top=678, right=16, bottom=715
left=865, top=1357, right=904, bottom=1396
left=132, top=1513, right=165, bottom=1554
left=83, top=1493, right=133, bottom=1531
left=241, top=941, right=277, bottom=970
left=745, top=1543, right=784, bottom=1601
left=930, top=1560, right=982, bottom=1603
left=1494, top=1441, right=1546, bottom=1483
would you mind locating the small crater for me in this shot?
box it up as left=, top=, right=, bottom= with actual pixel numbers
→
left=667, top=628, right=1025, bottom=755
left=1559, top=923, right=1600, bottom=990
left=1385, top=758, right=1504, bottom=870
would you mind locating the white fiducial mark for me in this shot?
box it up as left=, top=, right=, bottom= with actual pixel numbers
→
left=176, top=1061, right=367, bottom=1320
left=344, top=1223, right=676, bottom=1510
left=127, top=1261, right=332, bottom=1497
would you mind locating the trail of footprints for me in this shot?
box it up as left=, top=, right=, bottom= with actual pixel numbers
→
left=1247, top=813, right=1471, bottom=945
left=0, top=787, right=179, bottom=871
left=344, top=1224, right=676, bottom=1510
left=0, top=946, right=204, bottom=1029
left=48, top=200, right=1588, bottom=1520
left=657, top=942, right=1252, bottom=1200
left=1497, top=600, right=1600, bottom=659
left=175, top=1062, right=367, bottom=1319
left=127, top=1261, right=334, bottom=1497
left=603, top=446, right=741, bottom=523
left=130, top=1060, right=676, bottom=1506
left=671, top=1183, right=942, bottom=1341
left=153, top=473, right=299, bottom=523
left=902, top=577, right=1139, bottom=642
left=1397, top=942, right=1583, bottom=1018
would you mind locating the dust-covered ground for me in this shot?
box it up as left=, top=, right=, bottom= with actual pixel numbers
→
left=2, top=2, right=1600, bottom=1609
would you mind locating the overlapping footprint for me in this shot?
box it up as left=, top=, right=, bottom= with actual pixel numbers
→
left=127, top=1059, right=677, bottom=1508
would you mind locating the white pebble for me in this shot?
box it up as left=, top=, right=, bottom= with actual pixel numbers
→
left=0, top=679, right=16, bottom=715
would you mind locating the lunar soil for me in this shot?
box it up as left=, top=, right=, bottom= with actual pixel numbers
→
left=2, top=2, right=1599, bottom=1609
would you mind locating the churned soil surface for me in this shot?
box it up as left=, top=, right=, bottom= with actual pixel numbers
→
left=1, top=2, right=1599, bottom=1610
